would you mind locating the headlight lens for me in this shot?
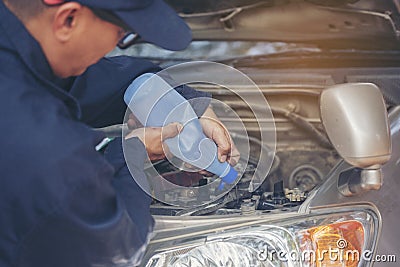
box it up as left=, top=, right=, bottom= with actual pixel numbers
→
left=299, top=220, right=365, bottom=267
left=144, top=205, right=380, bottom=267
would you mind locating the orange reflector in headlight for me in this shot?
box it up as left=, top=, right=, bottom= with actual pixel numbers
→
left=299, top=220, right=365, bottom=267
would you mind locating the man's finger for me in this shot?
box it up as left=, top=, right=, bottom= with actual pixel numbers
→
left=161, top=123, right=183, bottom=141
left=127, top=113, right=143, bottom=129
left=215, top=130, right=232, bottom=162
left=227, top=143, right=240, bottom=166
left=198, top=170, right=214, bottom=177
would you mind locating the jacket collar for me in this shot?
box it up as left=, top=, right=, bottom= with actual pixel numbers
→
left=0, top=0, right=81, bottom=118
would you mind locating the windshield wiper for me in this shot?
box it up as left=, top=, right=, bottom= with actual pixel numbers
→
left=218, top=48, right=321, bottom=65
left=219, top=49, right=400, bottom=68
left=175, top=0, right=288, bottom=18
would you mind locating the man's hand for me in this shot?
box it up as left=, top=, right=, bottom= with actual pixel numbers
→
left=199, top=106, right=240, bottom=166
left=125, top=106, right=240, bottom=166
left=125, top=122, right=182, bottom=161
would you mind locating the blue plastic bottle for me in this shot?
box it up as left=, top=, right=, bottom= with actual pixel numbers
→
left=124, top=73, right=238, bottom=189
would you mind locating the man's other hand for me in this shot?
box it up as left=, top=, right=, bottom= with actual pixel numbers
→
left=199, top=106, right=240, bottom=166
left=125, top=122, right=182, bottom=161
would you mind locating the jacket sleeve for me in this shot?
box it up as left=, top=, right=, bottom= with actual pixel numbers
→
left=69, top=56, right=211, bottom=128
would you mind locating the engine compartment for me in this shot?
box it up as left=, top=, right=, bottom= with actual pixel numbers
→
left=101, top=62, right=398, bottom=218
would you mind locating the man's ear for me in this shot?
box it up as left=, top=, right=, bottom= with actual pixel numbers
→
left=52, top=2, right=83, bottom=42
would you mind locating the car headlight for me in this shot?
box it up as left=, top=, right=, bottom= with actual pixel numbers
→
left=143, top=204, right=380, bottom=267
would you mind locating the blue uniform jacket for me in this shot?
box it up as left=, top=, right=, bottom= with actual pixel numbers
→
left=0, top=1, right=210, bottom=266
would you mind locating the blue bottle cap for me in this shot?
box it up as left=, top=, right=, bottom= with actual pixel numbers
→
left=221, top=167, right=238, bottom=184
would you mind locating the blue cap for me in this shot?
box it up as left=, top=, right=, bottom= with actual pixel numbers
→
left=217, top=167, right=238, bottom=191
left=221, top=167, right=238, bottom=185
left=44, top=0, right=192, bottom=51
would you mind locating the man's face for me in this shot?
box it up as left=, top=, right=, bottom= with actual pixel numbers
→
left=61, top=6, right=124, bottom=77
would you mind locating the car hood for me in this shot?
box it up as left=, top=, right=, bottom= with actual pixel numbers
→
left=166, top=0, right=400, bottom=50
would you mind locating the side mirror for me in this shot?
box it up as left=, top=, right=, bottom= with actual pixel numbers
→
left=320, top=83, right=391, bottom=196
